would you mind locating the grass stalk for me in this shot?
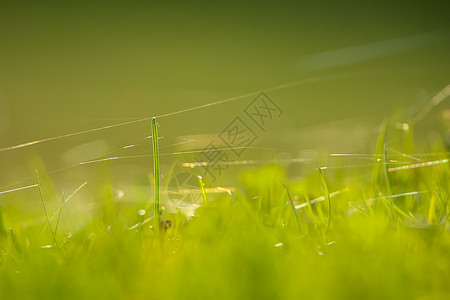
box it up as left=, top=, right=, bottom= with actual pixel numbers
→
left=38, top=181, right=88, bottom=236
left=36, top=170, right=59, bottom=248
left=318, top=167, right=332, bottom=228
left=279, top=179, right=301, bottom=231
left=379, top=192, right=414, bottom=221
left=198, top=175, right=208, bottom=204
left=54, top=190, right=65, bottom=236
left=152, top=117, right=161, bottom=231
left=427, top=192, right=436, bottom=224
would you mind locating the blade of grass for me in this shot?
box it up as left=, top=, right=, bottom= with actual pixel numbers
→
left=38, top=181, right=88, bottom=236
left=379, top=192, right=414, bottom=221
left=303, top=193, right=317, bottom=221
left=59, top=233, right=72, bottom=248
left=428, top=192, right=436, bottom=224
left=318, top=167, right=331, bottom=228
left=152, top=117, right=161, bottom=231
left=279, top=180, right=301, bottom=231
left=54, top=190, right=65, bottom=236
left=36, top=170, right=59, bottom=248
left=198, top=176, right=208, bottom=204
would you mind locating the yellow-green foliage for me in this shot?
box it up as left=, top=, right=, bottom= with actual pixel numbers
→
left=0, top=123, right=449, bottom=300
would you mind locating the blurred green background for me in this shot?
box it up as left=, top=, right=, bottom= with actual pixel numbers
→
left=0, top=0, right=449, bottom=189
left=1, top=3, right=450, bottom=299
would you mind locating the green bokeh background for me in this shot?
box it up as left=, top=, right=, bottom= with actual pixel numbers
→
left=0, top=0, right=449, bottom=186
left=0, top=3, right=450, bottom=299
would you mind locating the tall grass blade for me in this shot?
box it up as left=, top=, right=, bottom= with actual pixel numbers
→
left=198, top=176, right=208, bottom=204
left=379, top=192, right=414, bottom=221
left=318, top=167, right=331, bottom=228
left=279, top=180, right=301, bottom=231
left=36, top=170, right=59, bottom=248
left=54, top=190, right=65, bottom=236
left=38, top=181, right=88, bottom=236
left=428, top=192, right=436, bottom=224
left=152, top=117, right=161, bottom=231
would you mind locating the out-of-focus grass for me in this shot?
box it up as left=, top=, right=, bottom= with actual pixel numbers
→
left=0, top=121, right=449, bottom=300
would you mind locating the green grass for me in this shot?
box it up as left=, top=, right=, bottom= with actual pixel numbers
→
left=152, top=117, right=161, bottom=232
left=198, top=176, right=208, bottom=204
left=0, top=120, right=449, bottom=300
